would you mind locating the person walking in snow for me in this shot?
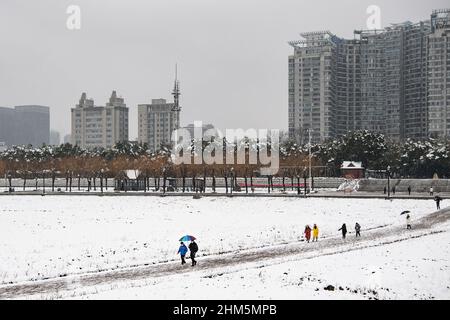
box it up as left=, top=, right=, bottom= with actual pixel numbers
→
left=408, top=186, right=412, bottom=196
left=304, top=225, right=312, bottom=243
left=435, top=196, right=442, bottom=210
left=406, top=214, right=412, bottom=230
left=355, top=222, right=361, bottom=237
left=188, top=240, right=199, bottom=267
left=178, top=242, right=188, bottom=265
left=338, top=223, right=348, bottom=239
left=312, top=224, right=319, bottom=242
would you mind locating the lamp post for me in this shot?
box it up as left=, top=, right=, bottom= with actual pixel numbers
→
left=308, top=128, right=313, bottom=193
left=303, top=170, right=307, bottom=197
left=230, top=167, right=234, bottom=195
left=7, top=172, right=12, bottom=193
left=42, top=170, right=46, bottom=194
left=69, top=171, right=73, bottom=192
left=162, top=167, right=167, bottom=194
left=387, top=166, right=391, bottom=198
left=100, top=169, right=104, bottom=193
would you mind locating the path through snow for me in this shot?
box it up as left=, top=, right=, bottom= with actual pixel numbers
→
left=0, top=208, right=448, bottom=299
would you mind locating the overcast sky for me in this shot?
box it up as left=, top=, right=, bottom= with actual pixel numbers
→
left=0, top=0, right=448, bottom=139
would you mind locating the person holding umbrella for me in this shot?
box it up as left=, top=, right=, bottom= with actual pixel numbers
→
left=178, top=242, right=188, bottom=265
left=401, top=211, right=412, bottom=230
left=180, top=235, right=198, bottom=266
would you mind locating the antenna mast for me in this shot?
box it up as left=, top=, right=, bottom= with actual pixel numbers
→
left=172, top=64, right=181, bottom=112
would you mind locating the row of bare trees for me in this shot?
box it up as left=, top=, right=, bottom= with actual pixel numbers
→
left=0, top=138, right=330, bottom=194
left=1, top=151, right=325, bottom=193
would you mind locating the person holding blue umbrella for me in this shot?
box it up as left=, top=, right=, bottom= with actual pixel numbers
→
left=179, top=235, right=197, bottom=266
left=178, top=242, right=188, bottom=265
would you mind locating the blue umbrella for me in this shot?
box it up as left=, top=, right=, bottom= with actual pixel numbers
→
left=179, top=235, right=196, bottom=242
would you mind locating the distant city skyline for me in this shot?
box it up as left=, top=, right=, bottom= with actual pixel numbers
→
left=1, top=0, right=449, bottom=139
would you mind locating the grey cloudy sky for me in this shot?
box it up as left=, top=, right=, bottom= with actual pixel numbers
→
left=1, top=0, right=448, bottom=139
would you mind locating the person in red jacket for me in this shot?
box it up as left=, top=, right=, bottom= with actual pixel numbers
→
left=304, top=225, right=312, bottom=243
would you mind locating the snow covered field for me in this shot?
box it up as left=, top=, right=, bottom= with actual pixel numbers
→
left=80, top=231, right=450, bottom=300
left=0, top=195, right=448, bottom=299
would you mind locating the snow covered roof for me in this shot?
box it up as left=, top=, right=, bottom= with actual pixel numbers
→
left=124, top=170, right=140, bottom=180
left=341, top=161, right=364, bottom=170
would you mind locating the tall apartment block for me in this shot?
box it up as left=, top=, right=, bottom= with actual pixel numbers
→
left=288, top=31, right=337, bottom=144
left=138, top=99, right=180, bottom=151
left=138, top=76, right=181, bottom=151
left=0, top=105, right=50, bottom=147
left=334, top=37, right=361, bottom=137
left=289, top=9, right=450, bottom=143
left=71, top=91, right=129, bottom=148
left=428, top=9, right=450, bottom=138
left=402, top=21, right=430, bottom=139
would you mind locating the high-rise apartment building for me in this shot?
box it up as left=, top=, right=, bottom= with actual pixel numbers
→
left=71, top=91, right=129, bottom=148
left=138, top=75, right=181, bottom=151
left=288, top=31, right=337, bottom=144
left=289, top=9, right=450, bottom=143
left=402, top=21, right=430, bottom=139
left=138, top=99, right=180, bottom=151
left=0, top=106, right=16, bottom=146
left=334, top=38, right=361, bottom=137
left=0, top=105, right=50, bottom=147
left=428, top=9, right=450, bottom=138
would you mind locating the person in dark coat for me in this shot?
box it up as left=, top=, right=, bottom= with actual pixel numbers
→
left=188, top=240, right=199, bottom=266
left=435, top=196, right=442, bottom=210
left=392, top=186, right=396, bottom=195
left=304, top=225, right=312, bottom=243
left=178, top=242, right=188, bottom=265
left=406, top=214, right=412, bottom=230
left=355, top=223, right=361, bottom=237
left=338, top=224, right=348, bottom=239
left=408, top=186, right=411, bottom=196
left=383, top=186, right=387, bottom=195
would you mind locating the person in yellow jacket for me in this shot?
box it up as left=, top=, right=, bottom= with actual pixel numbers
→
left=312, top=224, right=319, bottom=242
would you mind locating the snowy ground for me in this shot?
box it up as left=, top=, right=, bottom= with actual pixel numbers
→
left=0, top=196, right=448, bottom=299
left=79, top=231, right=450, bottom=300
